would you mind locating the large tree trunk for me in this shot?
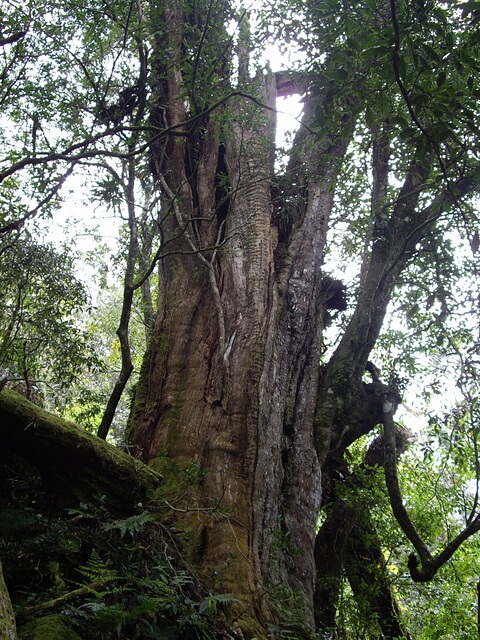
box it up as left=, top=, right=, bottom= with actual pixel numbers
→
left=127, top=5, right=347, bottom=632
left=127, top=8, right=419, bottom=637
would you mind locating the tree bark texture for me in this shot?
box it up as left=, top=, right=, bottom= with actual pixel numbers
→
left=128, top=4, right=345, bottom=629
left=0, top=559, right=16, bottom=640
left=314, top=434, right=412, bottom=639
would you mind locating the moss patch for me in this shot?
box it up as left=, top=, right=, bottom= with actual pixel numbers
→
left=19, top=615, right=84, bottom=640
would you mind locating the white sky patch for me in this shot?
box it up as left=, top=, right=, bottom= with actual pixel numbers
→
left=276, top=94, right=303, bottom=149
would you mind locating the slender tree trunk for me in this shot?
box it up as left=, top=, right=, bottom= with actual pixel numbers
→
left=97, top=158, right=137, bottom=441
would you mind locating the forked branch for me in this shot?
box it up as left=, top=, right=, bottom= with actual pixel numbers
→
left=383, top=399, right=480, bottom=582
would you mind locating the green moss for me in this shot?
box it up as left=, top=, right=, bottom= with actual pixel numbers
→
left=149, top=457, right=199, bottom=503
left=19, top=615, right=84, bottom=640
left=126, top=329, right=172, bottom=438
left=0, top=388, right=162, bottom=513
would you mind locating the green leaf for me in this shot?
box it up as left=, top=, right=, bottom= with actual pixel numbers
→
left=436, top=71, right=447, bottom=87
left=397, top=55, right=407, bottom=81
left=421, top=42, right=440, bottom=63
left=365, top=106, right=375, bottom=129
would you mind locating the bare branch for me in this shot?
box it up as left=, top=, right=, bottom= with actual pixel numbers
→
left=0, top=31, right=26, bottom=47
left=0, top=164, right=76, bottom=234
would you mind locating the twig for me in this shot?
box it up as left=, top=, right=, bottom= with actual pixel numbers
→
left=24, top=582, right=105, bottom=613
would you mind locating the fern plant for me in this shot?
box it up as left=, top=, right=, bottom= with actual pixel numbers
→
left=61, top=512, right=223, bottom=639
left=103, top=512, right=154, bottom=538
left=76, top=549, right=120, bottom=586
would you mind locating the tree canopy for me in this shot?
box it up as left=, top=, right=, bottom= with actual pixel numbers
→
left=1, top=0, right=480, bottom=638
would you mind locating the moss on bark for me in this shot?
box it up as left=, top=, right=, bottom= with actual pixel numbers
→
left=0, top=559, right=16, bottom=640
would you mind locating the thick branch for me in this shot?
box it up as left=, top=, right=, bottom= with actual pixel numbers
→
left=315, top=429, right=412, bottom=638
left=0, top=389, right=162, bottom=514
left=0, top=31, right=26, bottom=47
left=315, top=164, right=480, bottom=462
left=383, top=404, right=433, bottom=568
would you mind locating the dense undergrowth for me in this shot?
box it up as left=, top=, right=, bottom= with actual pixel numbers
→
left=0, top=453, right=236, bottom=640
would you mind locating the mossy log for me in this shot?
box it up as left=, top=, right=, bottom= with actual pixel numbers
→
left=0, top=389, right=162, bottom=514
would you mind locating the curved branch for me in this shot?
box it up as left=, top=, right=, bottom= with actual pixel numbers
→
left=383, top=401, right=433, bottom=568
left=383, top=398, right=480, bottom=582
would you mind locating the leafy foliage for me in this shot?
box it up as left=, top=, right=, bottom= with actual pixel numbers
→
left=0, top=237, right=100, bottom=400
left=64, top=519, right=235, bottom=640
left=57, top=285, right=147, bottom=437
left=318, top=431, right=480, bottom=639
left=103, top=512, right=154, bottom=538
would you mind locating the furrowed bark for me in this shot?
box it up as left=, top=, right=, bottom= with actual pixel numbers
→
left=128, top=2, right=480, bottom=633
left=129, top=4, right=279, bottom=631
left=256, top=132, right=349, bottom=616
left=129, top=10, right=350, bottom=629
